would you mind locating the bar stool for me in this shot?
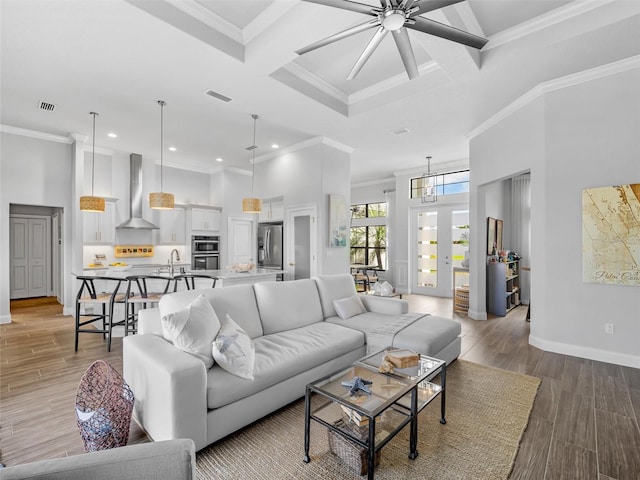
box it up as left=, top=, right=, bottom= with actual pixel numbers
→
left=75, top=276, right=126, bottom=352
left=124, top=275, right=174, bottom=336
left=173, top=273, right=217, bottom=291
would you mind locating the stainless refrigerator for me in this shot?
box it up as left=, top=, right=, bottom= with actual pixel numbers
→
left=257, top=222, right=283, bottom=270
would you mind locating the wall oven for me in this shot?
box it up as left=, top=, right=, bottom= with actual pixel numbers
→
left=192, top=235, right=220, bottom=270
left=192, top=254, right=219, bottom=271
left=192, top=235, right=219, bottom=254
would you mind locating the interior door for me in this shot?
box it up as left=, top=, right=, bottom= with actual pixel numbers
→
left=10, top=217, right=48, bottom=299
left=227, top=217, right=254, bottom=265
left=286, top=206, right=317, bottom=280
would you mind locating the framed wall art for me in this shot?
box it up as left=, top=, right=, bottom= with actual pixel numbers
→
left=487, top=217, right=496, bottom=255
left=328, top=194, right=348, bottom=247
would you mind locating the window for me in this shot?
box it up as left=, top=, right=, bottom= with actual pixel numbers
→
left=350, top=203, right=387, bottom=269
left=410, top=170, right=470, bottom=199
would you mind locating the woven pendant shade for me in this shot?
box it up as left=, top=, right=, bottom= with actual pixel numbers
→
left=80, top=112, right=105, bottom=212
left=242, top=114, right=262, bottom=213
left=149, top=192, right=175, bottom=210
left=150, top=100, right=174, bottom=210
left=242, top=197, right=262, bottom=214
left=80, top=195, right=105, bottom=213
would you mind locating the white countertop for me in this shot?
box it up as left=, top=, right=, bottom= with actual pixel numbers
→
left=76, top=267, right=284, bottom=280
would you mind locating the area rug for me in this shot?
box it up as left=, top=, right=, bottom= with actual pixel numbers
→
left=196, top=360, right=540, bottom=480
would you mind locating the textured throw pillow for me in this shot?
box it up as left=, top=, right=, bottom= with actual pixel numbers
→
left=333, top=295, right=366, bottom=320
left=212, top=314, right=256, bottom=380
left=161, top=294, right=221, bottom=369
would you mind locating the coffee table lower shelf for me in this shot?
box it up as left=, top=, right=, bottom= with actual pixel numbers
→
left=303, top=349, right=446, bottom=479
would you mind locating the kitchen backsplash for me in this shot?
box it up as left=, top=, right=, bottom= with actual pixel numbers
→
left=83, top=245, right=188, bottom=267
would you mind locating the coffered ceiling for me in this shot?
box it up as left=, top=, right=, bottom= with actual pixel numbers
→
left=1, top=0, right=638, bottom=184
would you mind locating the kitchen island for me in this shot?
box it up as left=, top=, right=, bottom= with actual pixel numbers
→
left=193, top=268, right=284, bottom=287
left=76, top=266, right=284, bottom=288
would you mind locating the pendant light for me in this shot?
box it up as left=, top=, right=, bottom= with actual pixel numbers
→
left=80, top=112, right=106, bottom=212
left=149, top=100, right=175, bottom=209
left=421, top=156, right=438, bottom=203
left=242, top=113, right=262, bottom=213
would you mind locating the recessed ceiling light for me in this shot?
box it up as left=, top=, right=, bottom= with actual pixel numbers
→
left=169, top=146, right=177, bottom=151
left=108, top=132, right=118, bottom=138
left=272, top=144, right=279, bottom=149
left=216, top=158, right=223, bottom=162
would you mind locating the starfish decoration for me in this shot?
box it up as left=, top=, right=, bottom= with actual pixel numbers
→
left=341, top=376, right=373, bottom=396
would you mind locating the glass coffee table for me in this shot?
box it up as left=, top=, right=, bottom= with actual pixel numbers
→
left=303, top=348, right=446, bottom=479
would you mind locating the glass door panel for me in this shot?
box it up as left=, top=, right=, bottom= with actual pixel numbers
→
left=417, top=212, right=438, bottom=288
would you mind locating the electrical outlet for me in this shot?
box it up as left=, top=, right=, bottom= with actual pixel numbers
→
left=605, top=323, right=614, bottom=335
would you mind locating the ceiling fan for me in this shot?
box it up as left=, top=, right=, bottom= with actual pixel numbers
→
left=296, top=0, right=488, bottom=80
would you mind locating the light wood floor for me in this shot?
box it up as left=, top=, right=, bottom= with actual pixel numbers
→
left=2, top=295, right=639, bottom=479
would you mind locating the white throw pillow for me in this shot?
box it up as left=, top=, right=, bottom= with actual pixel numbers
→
left=333, top=295, right=366, bottom=320
left=161, top=294, right=221, bottom=369
left=212, top=314, right=256, bottom=380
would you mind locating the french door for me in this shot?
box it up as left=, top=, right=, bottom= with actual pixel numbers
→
left=411, top=206, right=469, bottom=297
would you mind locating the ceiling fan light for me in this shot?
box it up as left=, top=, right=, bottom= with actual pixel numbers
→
left=149, top=192, right=175, bottom=210
left=80, top=195, right=105, bottom=212
left=242, top=197, right=262, bottom=214
left=382, top=10, right=406, bottom=31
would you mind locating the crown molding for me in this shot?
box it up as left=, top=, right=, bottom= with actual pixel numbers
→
left=467, top=55, right=640, bottom=140
left=164, top=0, right=243, bottom=43
left=244, top=1, right=299, bottom=44
left=393, top=157, right=469, bottom=178
left=254, top=136, right=354, bottom=163
left=351, top=177, right=396, bottom=189
left=484, top=0, right=615, bottom=51
left=0, top=124, right=72, bottom=144
left=82, top=145, right=114, bottom=156
left=224, top=166, right=252, bottom=176
left=349, top=61, right=441, bottom=105
left=283, top=62, right=348, bottom=104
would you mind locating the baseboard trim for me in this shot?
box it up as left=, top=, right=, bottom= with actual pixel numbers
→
left=0, top=314, right=11, bottom=324
left=63, top=306, right=74, bottom=316
left=529, top=334, right=640, bottom=368
left=467, top=309, right=488, bottom=320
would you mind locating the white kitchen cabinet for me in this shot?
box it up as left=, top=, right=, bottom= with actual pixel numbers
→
left=191, top=208, right=220, bottom=232
left=259, top=199, right=284, bottom=222
left=157, top=207, right=186, bottom=244
left=83, top=201, right=116, bottom=244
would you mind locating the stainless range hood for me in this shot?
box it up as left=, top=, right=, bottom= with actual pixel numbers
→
left=116, top=153, right=159, bottom=229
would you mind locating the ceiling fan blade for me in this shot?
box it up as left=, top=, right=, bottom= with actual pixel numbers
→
left=392, top=28, right=419, bottom=80
left=411, top=0, right=465, bottom=16
left=302, top=0, right=381, bottom=16
left=347, top=26, right=389, bottom=80
left=407, top=16, right=488, bottom=49
left=296, top=19, right=381, bottom=55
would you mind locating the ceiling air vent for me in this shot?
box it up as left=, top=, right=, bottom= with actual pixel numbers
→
left=392, top=127, right=410, bottom=135
left=204, top=90, right=232, bottom=103
left=38, top=100, right=57, bottom=112
left=245, top=145, right=257, bottom=151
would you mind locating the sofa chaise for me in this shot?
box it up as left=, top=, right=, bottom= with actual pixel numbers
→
left=123, top=273, right=461, bottom=451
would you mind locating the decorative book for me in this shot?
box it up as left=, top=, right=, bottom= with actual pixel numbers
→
left=385, top=349, right=419, bottom=368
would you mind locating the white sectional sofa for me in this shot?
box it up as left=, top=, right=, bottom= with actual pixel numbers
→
left=123, top=274, right=461, bottom=451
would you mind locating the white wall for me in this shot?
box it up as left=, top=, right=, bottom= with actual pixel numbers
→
left=254, top=138, right=352, bottom=275
left=1, top=132, right=73, bottom=322
left=469, top=65, right=640, bottom=367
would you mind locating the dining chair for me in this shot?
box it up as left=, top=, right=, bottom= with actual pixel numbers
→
left=173, top=273, right=217, bottom=291
left=124, top=275, right=174, bottom=336
left=75, top=275, right=126, bottom=352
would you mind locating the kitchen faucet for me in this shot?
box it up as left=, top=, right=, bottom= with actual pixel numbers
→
left=169, top=249, right=181, bottom=275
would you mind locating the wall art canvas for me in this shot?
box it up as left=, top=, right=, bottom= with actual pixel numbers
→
left=329, top=194, right=348, bottom=247
left=582, top=184, right=640, bottom=285
left=487, top=217, right=496, bottom=255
